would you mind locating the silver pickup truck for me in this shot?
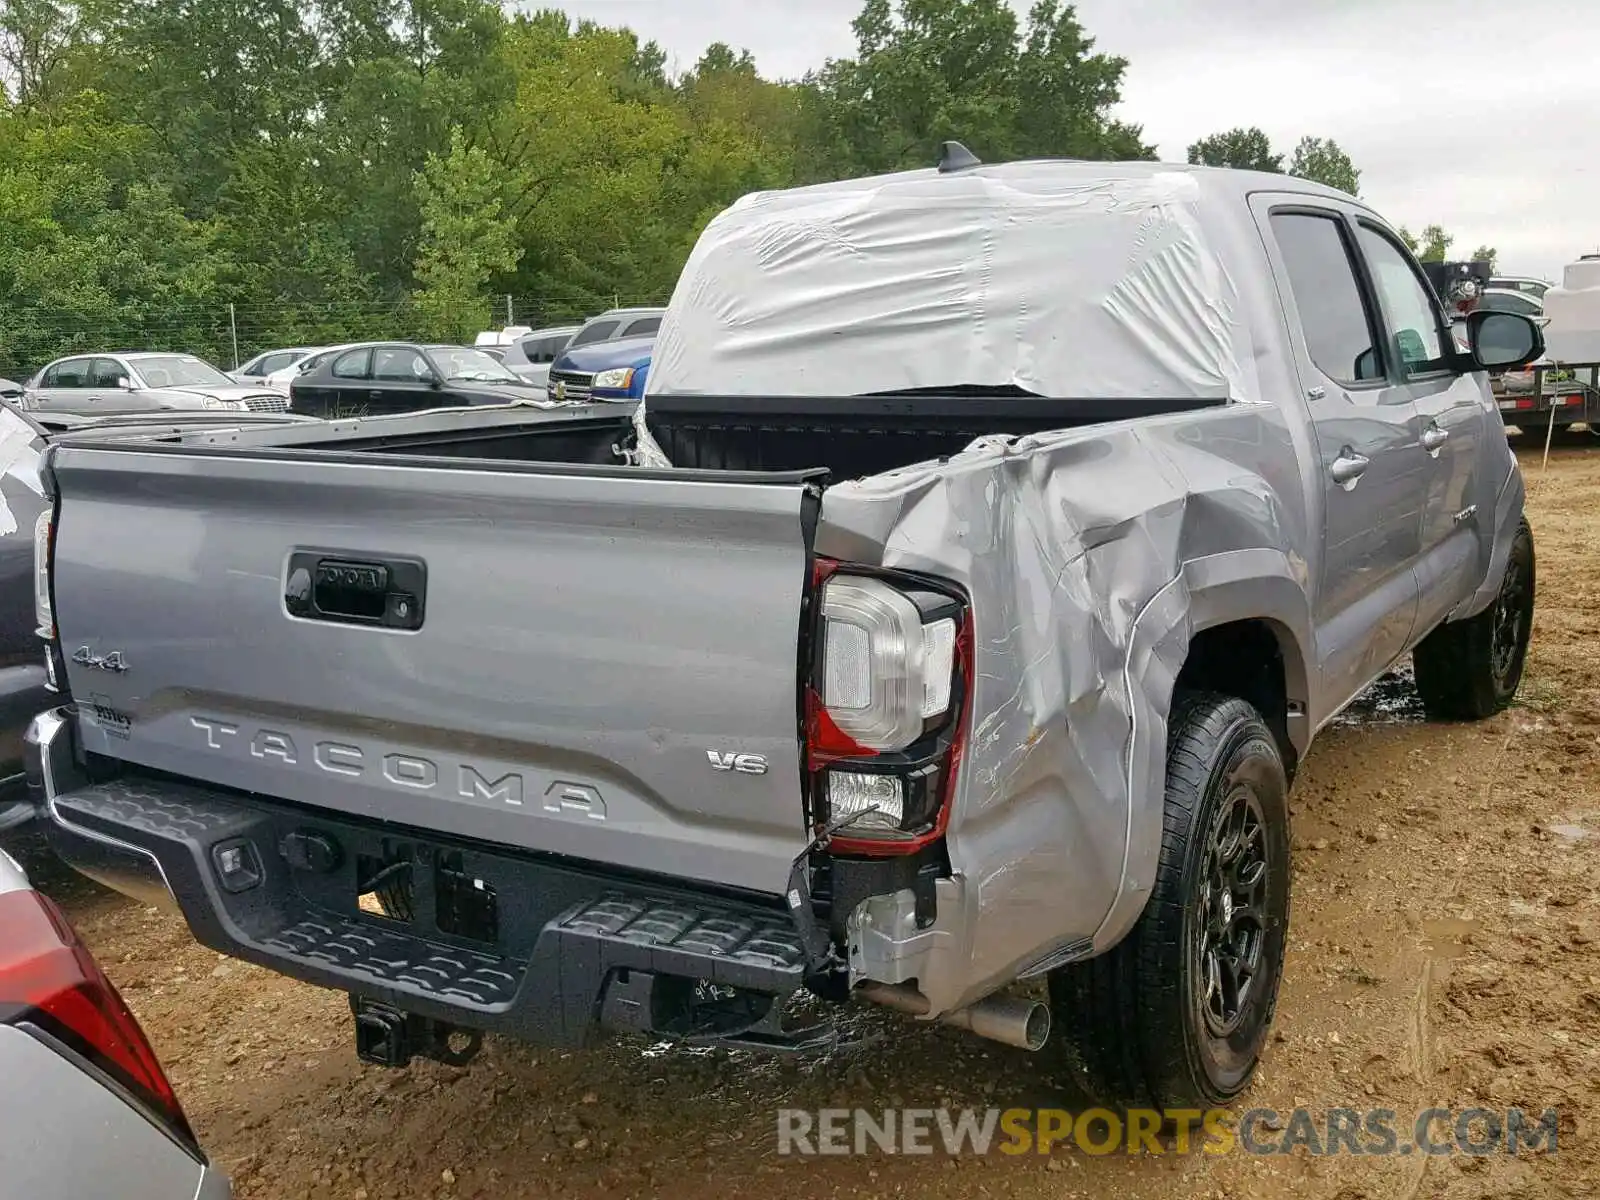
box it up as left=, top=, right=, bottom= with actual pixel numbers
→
left=17, top=155, right=1541, bottom=1110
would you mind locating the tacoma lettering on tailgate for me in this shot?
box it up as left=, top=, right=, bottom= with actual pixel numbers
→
left=187, top=716, right=566, bottom=813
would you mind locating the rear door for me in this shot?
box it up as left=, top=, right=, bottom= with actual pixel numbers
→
left=368, top=345, right=439, bottom=414
left=1258, top=201, right=1429, bottom=716
left=33, top=358, right=94, bottom=414
left=318, top=347, right=372, bottom=418
left=49, top=445, right=821, bottom=894
left=1351, top=222, right=1488, bottom=637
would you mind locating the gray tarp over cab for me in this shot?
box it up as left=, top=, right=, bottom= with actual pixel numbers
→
left=637, top=161, right=1259, bottom=451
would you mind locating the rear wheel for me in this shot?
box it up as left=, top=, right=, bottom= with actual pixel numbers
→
left=1048, top=692, right=1290, bottom=1109
left=1413, top=519, right=1535, bottom=721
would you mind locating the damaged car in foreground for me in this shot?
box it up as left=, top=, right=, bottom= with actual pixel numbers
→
left=16, top=149, right=1540, bottom=1110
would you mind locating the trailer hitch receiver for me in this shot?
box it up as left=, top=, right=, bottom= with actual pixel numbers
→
left=350, top=996, right=483, bottom=1068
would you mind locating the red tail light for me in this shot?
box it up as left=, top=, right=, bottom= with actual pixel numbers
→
left=0, top=888, right=196, bottom=1149
left=803, top=557, right=974, bottom=856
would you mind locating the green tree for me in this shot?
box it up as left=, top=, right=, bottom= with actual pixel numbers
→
left=1014, top=0, right=1153, bottom=160
left=411, top=127, right=522, bottom=341
left=1470, top=244, right=1498, bottom=271
left=811, top=0, right=1151, bottom=176
left=1186, top=127, right=1281, bottom=172
left=1287, top=135, right=1360, bottom=196
left=1416, top=223, right=1453, bottom=262
left=487, top=15, right=687, bottom=318
left=314, top=0, right=517, bottom=285
left=0, top=0, right=81, bottom=106
left=0, top=98, right=231, bottom=374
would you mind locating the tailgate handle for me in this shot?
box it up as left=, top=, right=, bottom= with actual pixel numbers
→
left=285, top=552, right=426, bottom=631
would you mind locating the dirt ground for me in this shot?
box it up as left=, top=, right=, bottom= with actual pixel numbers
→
left=19, top=438, right=1600, bottom=1200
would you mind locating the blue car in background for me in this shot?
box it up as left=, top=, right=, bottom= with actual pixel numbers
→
left=547, top=335, right=653, bottom=404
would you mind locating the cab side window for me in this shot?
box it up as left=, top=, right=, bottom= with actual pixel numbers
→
left=1270, top=212, right=1385, bottom=386
left=1356, top=225, right=1449, bottom=377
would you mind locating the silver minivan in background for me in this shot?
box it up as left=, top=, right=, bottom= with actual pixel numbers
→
left=500, top=325, right=580, bottom=388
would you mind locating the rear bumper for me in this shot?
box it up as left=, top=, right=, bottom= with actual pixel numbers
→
left=28, top=708, right=815, bottom=1048
left=1496, top=391, right=1591, bottom=427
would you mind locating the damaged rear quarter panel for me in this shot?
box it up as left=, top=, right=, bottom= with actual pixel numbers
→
left=814, top=401, right=1319, bottom=1009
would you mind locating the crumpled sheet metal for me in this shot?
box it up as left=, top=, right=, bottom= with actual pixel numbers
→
left=0, top=412, right=45, bottom=536
left=814, top=405, right=1314, bottom=1011
left=645, top=163, right=1260, bottom=407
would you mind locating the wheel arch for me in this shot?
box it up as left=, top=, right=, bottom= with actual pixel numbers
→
left=1092, top=548, right=1313, bottom=956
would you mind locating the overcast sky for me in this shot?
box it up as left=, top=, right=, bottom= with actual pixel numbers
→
left=556, top=0, right=1599, bottom=280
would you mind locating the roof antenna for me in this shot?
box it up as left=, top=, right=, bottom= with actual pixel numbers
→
left=937, top=141, right=981, bottom=173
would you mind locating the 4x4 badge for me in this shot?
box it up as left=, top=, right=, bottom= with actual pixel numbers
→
left=72, top=646, right=129, bottom=673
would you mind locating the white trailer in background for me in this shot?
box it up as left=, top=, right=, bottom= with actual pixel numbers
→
left=1496, top=255, right=1600, bottom=442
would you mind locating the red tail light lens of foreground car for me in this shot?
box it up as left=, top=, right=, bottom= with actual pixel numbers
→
left=0, top=888, right=197, bottom=1148
left=805, top=559, right=974, bottom=855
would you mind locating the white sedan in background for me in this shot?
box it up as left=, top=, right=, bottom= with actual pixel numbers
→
left=229, top=346, right=317, bottom=387
left=260, top=344, right=362, bottom=395
left=23, top=353, right=287, bottom=416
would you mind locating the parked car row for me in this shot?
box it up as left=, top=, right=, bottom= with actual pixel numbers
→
left=4, top=305, right=667, bottom=429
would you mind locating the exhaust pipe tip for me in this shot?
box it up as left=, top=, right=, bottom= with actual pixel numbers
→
left=1017, top=1000, right=1051, bottom=1052
left=857, top=982, right=1052, bottom=1052
left=956, top=993, right=1051, bottom=1052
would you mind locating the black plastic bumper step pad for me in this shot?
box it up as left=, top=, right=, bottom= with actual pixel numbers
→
left=262, top=915, right=522, bottom=1007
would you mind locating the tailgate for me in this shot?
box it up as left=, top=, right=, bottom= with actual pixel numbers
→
left=48, top=446, right=819, bottom=894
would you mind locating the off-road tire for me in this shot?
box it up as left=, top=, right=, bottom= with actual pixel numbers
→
left=1048, top=692, right=1290, bottom=1110
left=1413, top=519, right=1535, bottom=721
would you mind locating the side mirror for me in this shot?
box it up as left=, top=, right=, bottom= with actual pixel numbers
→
left=1466, top=310, right=1544, bottom=371
left=116, top=376, right=134, bottom=390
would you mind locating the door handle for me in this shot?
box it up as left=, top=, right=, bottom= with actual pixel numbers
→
left=1329, top=449, right=1370, bottom=489
left=1422, top=424, right=1450, bottom=454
